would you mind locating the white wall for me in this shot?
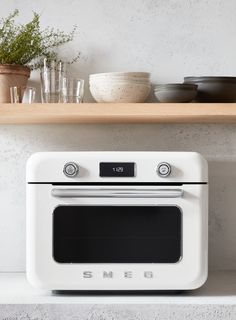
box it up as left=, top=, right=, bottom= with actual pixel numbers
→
left=0, top=0, right=236, bottom=271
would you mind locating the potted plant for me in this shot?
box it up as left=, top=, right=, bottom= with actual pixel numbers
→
left=0, top=10, right=78, bottom=102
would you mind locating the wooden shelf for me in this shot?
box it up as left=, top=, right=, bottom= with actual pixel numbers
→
left=1, top=103, right=236, bottom=124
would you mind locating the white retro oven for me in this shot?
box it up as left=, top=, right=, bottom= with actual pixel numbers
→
left=26, top=151, right=208, bottom=291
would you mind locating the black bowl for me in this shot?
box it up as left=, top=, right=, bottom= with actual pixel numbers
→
left=184, top=76, right=236, bottom=102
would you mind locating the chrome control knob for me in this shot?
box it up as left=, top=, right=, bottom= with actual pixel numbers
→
left=157, top=162, right=171, bottom=177
left=63, top=162, right=79, bottom=177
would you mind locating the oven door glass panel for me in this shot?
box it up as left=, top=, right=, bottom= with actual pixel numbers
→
left=53, top=206, right=182, bottom=263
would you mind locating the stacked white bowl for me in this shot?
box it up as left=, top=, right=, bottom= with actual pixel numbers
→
left=89, top=72, right=151, bottom=103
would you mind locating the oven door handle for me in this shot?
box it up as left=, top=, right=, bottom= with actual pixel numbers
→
left=51, top=188, right=184, bottom=198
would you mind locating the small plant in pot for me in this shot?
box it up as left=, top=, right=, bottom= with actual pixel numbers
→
left=0, top=10, right=78, bottom=103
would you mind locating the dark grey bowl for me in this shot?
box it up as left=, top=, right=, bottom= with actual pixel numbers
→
left=184, top=76, right=236, bottom=102
left=154, top=83, right=198, bottom=103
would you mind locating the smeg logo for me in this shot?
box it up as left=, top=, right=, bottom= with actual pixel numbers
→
left=82, top=271, right=154, bottom=279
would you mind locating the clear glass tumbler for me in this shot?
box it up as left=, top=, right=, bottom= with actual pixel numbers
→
left=61, top=78, right=84, bottom=103
left=40, top=60, right=66, bottom=103
left=10, top=86, right=36, bottom=103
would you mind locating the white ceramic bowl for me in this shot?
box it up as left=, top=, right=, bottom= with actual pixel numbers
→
left=90, top=72, right=150, bottom=79
left=90, top=81, right=151, bottom=103
left=90, top=76, right=150, bottom=83
left=89, top=78, right=150, bottom=85
left=89, top=74, right=150, bottom=85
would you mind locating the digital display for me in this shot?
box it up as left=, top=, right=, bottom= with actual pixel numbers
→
left=99, top=162, right=135, bottom=177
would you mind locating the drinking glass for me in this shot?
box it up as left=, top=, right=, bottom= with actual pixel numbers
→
left=10, top=86, right=36, bottom=103
left=40, top=60, right=66, bottom=103
left=61, top=78, right=84, bottom=103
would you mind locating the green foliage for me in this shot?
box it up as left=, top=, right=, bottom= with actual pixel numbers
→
left=0, top=10, right=79, bottom=69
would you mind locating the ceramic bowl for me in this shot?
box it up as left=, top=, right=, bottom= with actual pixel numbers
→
left=90, top=72, right=150, bottom=79
left=154, top=84, right=198, bottom=103
left=184, top=76, right=236, bottom=102
left=90, top=81, right=151, bottom=103
left=89, top=73, right=150, bottom=85
left=89, top=78, right=150, bottom=86
left=89, top=77, right=150, bottom=83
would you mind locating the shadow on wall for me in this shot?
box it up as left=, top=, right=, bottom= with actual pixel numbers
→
left=208, top=160, right=236, bottom=270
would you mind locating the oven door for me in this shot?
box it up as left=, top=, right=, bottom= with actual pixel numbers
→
left=53, top=205, right=182, bottom=264
left=52, top=188, right=183, bottom=264
left=27, top=184, right=208, bottom=290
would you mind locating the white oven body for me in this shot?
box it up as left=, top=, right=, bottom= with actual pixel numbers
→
left=26, top=152, right=208, bottom=291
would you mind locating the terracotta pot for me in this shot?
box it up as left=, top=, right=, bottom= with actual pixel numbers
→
left=0, top=64, right=31, bottom=103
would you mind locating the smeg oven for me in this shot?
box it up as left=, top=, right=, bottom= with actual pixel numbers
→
left=26, top=151, right=208, bottom=291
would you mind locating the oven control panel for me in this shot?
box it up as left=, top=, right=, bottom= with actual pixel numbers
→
left=62, top=161, right=173, bottom=178
left=27, top=152, right=208, bottom=183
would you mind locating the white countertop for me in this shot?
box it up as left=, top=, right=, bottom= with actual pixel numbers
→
left=0, top=271, right=235, bottom=304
